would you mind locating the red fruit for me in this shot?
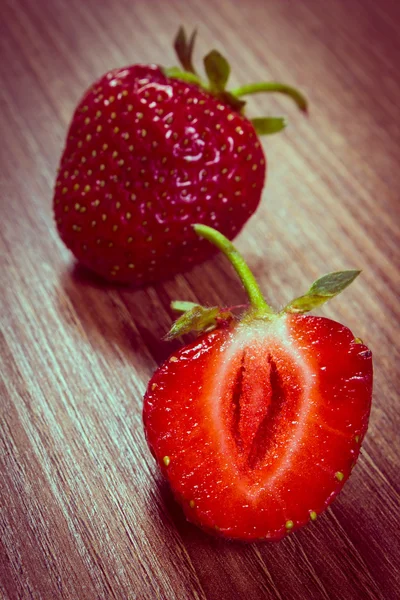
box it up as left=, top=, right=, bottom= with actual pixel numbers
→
left=54, top=28, right=306, bottom=285
left=143, top=225, right=373, bottom=541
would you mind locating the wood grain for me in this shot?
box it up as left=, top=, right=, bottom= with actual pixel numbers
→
left=1, top=0, right=399, bottom=598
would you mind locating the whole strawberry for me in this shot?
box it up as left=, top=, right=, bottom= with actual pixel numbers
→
left=54, top=28, right=306, bottom=285
left=143, top=225, right=373, bottom=541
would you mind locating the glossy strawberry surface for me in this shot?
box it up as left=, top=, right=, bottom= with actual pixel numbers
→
left=54, top=65, right=265, bottom=284
left=143, top=314, right=372, bottom=541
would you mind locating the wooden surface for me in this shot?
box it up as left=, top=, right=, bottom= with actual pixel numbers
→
left=1, top=0, right=399, bottom=598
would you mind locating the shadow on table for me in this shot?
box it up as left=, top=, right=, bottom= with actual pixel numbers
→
left=56, top=260, right=186, bottom=366
left=155, top=478, right=291, bottom=598
left=55, top=249, right=273, bottom=368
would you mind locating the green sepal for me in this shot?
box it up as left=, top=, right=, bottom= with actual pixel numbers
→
left=204, top=50, right=231, bottom=92
left=164, top=66, right=204, bottom=87
left=171, top=300, right=201, bottom=314
left=174, top=27, right=198, bottom=74
left=164, top=70, right=245, bottom=112
left=165, top=304, right=233, bottom=340
left=284, top=270, right=361, bottom=314
left=251, top=117, right=287, bottom=135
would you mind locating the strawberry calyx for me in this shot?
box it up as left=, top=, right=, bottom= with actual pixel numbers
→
left=166, top=224, right=361, bottom=338
left=165, top=303, right=234, bottom=340
left=164, top=26, right=307, bottom=133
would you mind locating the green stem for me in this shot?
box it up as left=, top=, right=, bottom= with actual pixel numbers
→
left=194, top=224, right=273, bottom=313
left=231, top=82, right=308, bottom=113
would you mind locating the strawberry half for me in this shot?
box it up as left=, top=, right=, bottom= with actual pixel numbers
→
left=54, top=27, right=306, bottom=285
left=143, top=225, right=373, bottom=541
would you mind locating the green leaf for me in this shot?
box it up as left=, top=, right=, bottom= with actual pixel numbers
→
left=173, top=26, right=198, bottom=74
left=284, top=270, right=361, bottom=314
left=251, top=117, right=287, bottom=135
left=204, top=50, right=230, bottom=91
left=165, top=304, right=232, bottom=340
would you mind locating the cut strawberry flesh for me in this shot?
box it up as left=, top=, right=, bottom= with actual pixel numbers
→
left=209, top=327, right=306, bottom=476
left=143, top=314, right=372, bottom=540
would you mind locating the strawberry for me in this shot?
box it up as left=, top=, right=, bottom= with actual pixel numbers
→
left=143, top=225, right=373, bottom=541
left=54, top=28, right=306, bottom=285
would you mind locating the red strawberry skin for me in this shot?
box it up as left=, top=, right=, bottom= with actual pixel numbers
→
left=54, top=65, right=265, bottom=285
left=143, top=314, right=372, bottom=541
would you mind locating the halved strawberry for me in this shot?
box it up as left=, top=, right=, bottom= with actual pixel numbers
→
left=143, top=225, right=373, bottom=541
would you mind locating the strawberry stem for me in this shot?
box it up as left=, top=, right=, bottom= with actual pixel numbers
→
left=231, top=82, right=308, bottom=113
left=193, top=225, right=273, bottom=313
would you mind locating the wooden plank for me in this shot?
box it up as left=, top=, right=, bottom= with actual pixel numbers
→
left=1, top=0, right=399, bottom=598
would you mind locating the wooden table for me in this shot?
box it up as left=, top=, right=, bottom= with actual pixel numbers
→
left=1, top=0, right=399, bottom=598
